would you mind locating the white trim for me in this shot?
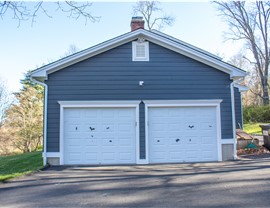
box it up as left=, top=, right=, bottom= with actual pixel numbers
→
left=151, top=29, right=222, bottom=60
left=59, top=105, right=64, bottom=165
left=132, top=41, right=149, bottom=61
left=30, top=29, right=247, bottom=80
left=220, top=139, right=234, bottom=144
left=58, top=100, right=141, bottom=165
left=144, top=99, right=222, bottom=106
left=58, top=100, right=141, bottom=106
left=45, top=152, right=61, bottom=157
left=234, top=83, right=248, bottom=92
left=31, top=78, right=48, bottom=166
left=216, top=104, right=222, bottom=161
left=230, top=82, right=237, bottom=160
left=144, top=99, right=223, bottom=162
left=144, top=104, right=149, bottom=164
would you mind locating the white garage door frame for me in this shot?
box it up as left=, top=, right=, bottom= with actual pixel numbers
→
left=144, top=100, right=223, bottom=163
left=58, top=101, right=141, bottom=165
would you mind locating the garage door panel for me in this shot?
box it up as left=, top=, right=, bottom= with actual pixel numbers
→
left=101, top=123, right=114, bottom=132
left=168, top=137, right=183, bottom=145
left=186, top=136, right=200, bottom=145
left=66, top=138, right=82, bottom=146
left=149, top=106, right=218, bottom=163
left=151, top=151, right=167, bottom=160
left=118, top=137, right=133, bottom=146
left=101, top=152, right=115, bottom=161
left=85, top=138, right=98, bottom=146
left=168, top=123, right=183, bottom=131
left=118, top=123, right=133, bottom=132
left=119, top=152, right=133, bottom=161
left=85, top=152, right=98, bottom=161
left=67, top=152, right=82, bottom=162
left=64, top=107, right=136, bottom=165
left=169, top=151, right=185, bottom=161
left=65, top=123, right=84, bottom=132
left=202, top=151, right=215, bottom=159
left=186, top=150, right=200, bottom=160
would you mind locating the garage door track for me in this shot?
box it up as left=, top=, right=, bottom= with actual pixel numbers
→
left=1, top=159, right=270, bottom=207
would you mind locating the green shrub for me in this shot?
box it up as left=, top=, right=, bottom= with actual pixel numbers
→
left=243, top=105, right=270, bottom=123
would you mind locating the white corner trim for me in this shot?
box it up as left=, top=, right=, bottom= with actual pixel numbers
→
left=58, top=100, right=141, bottom=165
left=144, top=99, right=223, bottom=162
left=216, top=104, right=222, bottom=161
left=135, top=105, right=141, bottom=164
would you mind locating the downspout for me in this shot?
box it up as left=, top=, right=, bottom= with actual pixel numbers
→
left=31, top=78, right=48, bottom=166
left=230, top=77, right=245, bottom=160
left=230, top=81, right=237, bottom=160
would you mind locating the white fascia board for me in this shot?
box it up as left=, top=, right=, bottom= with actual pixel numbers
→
left=142, top=32, right=247, bottom=78
left=151, top=29, right=222, bottom=60
left=30, top=30, right=146, bottom=79
left=234, top=83, right=249, bottom=92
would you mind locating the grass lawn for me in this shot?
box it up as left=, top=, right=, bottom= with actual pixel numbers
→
left=0, top=151, right=43, bottom=182
left=243, top=123, right=266, bottom=135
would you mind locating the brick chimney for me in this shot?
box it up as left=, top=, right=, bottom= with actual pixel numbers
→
left=130, top=16, right=145, bottom=31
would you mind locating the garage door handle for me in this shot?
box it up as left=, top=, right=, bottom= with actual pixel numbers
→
left=176, top=138, right=180, bottom=142
left=109, top=140, right=112, bottom=142
left=157, top=140, right=160, bottom=142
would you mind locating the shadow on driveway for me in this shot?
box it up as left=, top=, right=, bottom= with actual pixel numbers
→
left=1, top=158, right=270, bottom=207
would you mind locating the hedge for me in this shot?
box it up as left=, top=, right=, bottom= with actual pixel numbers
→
left=243, top=105, right=270, bottom=123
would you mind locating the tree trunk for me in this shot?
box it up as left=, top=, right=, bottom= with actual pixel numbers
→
left=262, top=76, right=269, bottom=105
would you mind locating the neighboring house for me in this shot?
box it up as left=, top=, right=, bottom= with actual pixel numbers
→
left=30, top=17, right=247, bottom=166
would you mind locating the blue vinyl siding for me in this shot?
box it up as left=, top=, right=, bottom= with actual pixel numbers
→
left=234, top=87, right=243, bottom=129
left=45, top=41, right=233, bottom=153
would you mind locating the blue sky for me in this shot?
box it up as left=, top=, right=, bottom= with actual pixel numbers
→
left=0, top=2, right=242, bottom=93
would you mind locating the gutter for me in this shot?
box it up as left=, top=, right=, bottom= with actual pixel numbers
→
left=30, top=77, right=48, bottom=166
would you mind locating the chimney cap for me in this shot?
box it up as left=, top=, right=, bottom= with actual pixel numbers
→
left=130, top=16, right=145, bottom=31
left=132, top=16, right=144, bottom=20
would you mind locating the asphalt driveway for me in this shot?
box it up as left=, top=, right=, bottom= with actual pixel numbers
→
left=1, top=158, right=270, bottom=208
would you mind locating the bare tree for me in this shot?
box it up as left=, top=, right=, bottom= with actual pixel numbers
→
left=228, top=51, right=262, bottom=106
left=0, top=1, right=100, bottom=26
left=133, top=1, right=174, bottom=30
left=61, top=44, right=80, bottom=58
left=214, top=1, right=270, bottom=105
left=0, top=79, right=13, bottom=127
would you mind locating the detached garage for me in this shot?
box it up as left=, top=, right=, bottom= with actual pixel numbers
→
left=30, top=18, right=247, bottom=165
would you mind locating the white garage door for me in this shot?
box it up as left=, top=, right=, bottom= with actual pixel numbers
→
left=148, top=106, right=218, bottom=163
left=63, top=108, right=136, bottom=165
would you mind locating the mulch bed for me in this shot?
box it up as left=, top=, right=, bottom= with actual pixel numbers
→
left=238, top=145, right=270, bottom=159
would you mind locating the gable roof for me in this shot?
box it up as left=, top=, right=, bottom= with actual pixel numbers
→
left=30, top=29, right=247, bottom=81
